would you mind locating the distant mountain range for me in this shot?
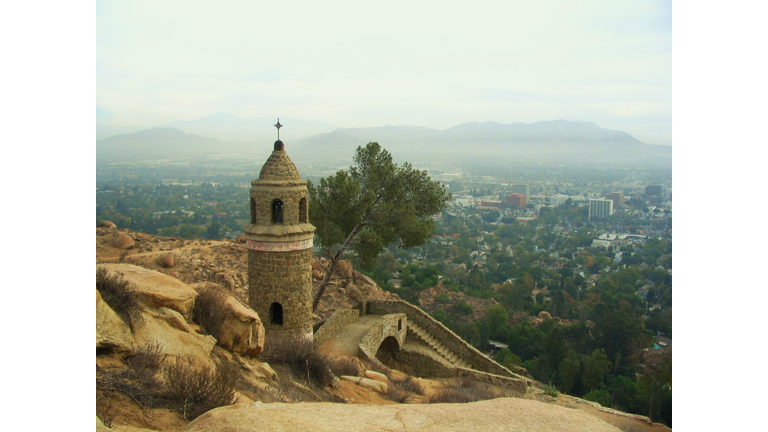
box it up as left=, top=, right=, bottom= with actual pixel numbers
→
left=97, top=127, right=221, bottom=161
left=291, top=120, right=670, bottom=167
left=96, top=113, right=336, bottom=142
left=96, top=119, right=671, bottom=168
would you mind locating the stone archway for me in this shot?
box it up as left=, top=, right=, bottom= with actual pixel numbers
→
left=375, top=336, right=401, bottom=369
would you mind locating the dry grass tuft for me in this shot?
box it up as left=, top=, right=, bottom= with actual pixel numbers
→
left=96, top=266, right=143, bottom=324
left=260, top=335, right=335, bottom=388
left=192, top=283, right=230, bottom=340
left=159, top=357, right=239, bottom=421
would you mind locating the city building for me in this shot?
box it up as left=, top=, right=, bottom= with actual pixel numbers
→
left=505, top=193, right=527, bottom=208
left=512, top=184, right=530, bottom=198
left=605, top=191, right=625, bottom=208
left=588, top=199, right=614, bottom=220
left=548, top=194, right=570, bottom=207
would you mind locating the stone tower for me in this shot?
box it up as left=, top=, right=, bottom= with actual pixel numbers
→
left=245, top=138, right=315, bottom=340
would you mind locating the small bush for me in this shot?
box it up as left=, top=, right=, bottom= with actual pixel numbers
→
left=97, top=267, right=142, bottom=323
left=159, top=357, right=238, bottom=421
left=427, top=376, right=498, bottom=404
left=260, top=335, right=334, bottom=388
left=384, top=376, right=424, bottom=403
left=192, top=283, right=230, bottom=339
left=125, top=342, right=166, bottom=385
left=542, top=383, right=560, bottom=398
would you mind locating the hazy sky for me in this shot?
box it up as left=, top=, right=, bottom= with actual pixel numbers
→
left=97, top=0, right=672, bottom=144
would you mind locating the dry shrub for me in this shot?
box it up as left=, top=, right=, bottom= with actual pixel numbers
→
left=427, top=376, right=499, bottom=404
left=97, top=266, right=142, bottom=323
left=330, top=357, right=361, bottom=377
left=97, top=344, right=238, bottom=422
left=96, top=382, right=118, bottom=428
left=192, top=283, right=230, bottom=339
left=159, top=357, right=238, bottom=421
left=97, top=343, right=167, bottom=410
left=125, top=341, right=165, bottom=382
left=260, top=335, right=334, bottom=388
left=384, top=375, right=424, bottom=403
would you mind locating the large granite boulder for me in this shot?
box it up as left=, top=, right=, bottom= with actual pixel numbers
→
left=96, top=289, right=135, bottom=357
left=181, top=397, right=623, bottom=432
left=101, top=264, right=198, bottom=321
left=112, top=232, right=135, bottom=249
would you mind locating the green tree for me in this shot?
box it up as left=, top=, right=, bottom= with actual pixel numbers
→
left=484, top=304, right=509, bottom=337
left=557, top=350, right=581, bottom=394
left=454, top=300, right=474, bottom=315
left=308, top=143, right=451, bottom=311
left=582, top=348, right=611, bottom=391
left=493, top=347, right=522, bottom=370
left=206, top=221, right=221, bottom=239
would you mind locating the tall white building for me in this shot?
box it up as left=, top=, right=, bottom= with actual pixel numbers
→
left=512, top=184, right=530, bottom=198
left=589, top=199, right=613, bottom=220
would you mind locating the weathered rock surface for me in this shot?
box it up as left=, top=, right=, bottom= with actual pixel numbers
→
left=96, top=290, right=135, bottom=357
left=102, top=264, right=198, bottom=321
left=98, top=220, right=117, bottom=229
left=156, top=253, right=175, bottom=268
left=340, top=376, right=388, bottom=394
left=131, top=307, right=217, bottom=370
left=183, top=398, right=622, bottom=432
left=112, top=232, right=135, bottom=249
left=193, top=283, right=265, bottom=357
left=334, top=259, right=354, bottom=279
left=363, top=370, right=390, bottom=386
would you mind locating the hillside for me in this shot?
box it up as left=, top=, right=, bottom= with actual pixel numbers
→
left=95, top=223, right=670, bottom=432
left=96, top=127, right=224, bottom=161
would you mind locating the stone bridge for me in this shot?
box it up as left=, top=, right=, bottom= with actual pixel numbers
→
left=314, top=300, right=530, bottom=391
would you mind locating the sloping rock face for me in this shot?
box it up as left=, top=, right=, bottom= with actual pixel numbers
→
left=183, top=398, right=622, bottom=432
left=96, top=289, right=135, bottom=357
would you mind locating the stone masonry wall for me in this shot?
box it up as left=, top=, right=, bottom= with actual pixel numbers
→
left=313, top=309, right=360, bottom=349
left=367, top=300, right=523, bottom=379
left=358, top=313, right=407, bottom=358
left=250, top=186, right=307, bottom=227
left=248, top=248, right=313, bottom=338
left=456, top=367, right=529, bottom=392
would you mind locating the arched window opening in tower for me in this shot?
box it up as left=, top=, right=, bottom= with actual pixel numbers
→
left=269, top=302, right=283, bottom=325
left=271, top=199, right=283, bottom=223
left=299, top=198, right=308, bottom=223
left=250, top=198, right=257, bottom=224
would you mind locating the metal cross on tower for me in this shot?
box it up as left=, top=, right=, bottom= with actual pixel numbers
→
left=274, top=118, right=283, bottom=140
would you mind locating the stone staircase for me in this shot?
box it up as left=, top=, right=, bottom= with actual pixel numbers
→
left=407, top=321, right=472, bottom=369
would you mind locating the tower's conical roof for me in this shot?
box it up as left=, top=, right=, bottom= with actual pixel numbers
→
left=258, top=141, right=300, bottom=181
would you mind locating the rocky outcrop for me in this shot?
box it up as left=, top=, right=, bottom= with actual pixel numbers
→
left=96, top=289, right=135, bottom=357
left=98, top=220, right=117, bottom=229
left=182, top=398, right=623, bottom=432
left=102, top=264, right=198, bottom=321
left=333, top=259, right=354, bottom=279
left=193, top=283, right=265, bottom=357
left=100, top=264, right=216, bottom=369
